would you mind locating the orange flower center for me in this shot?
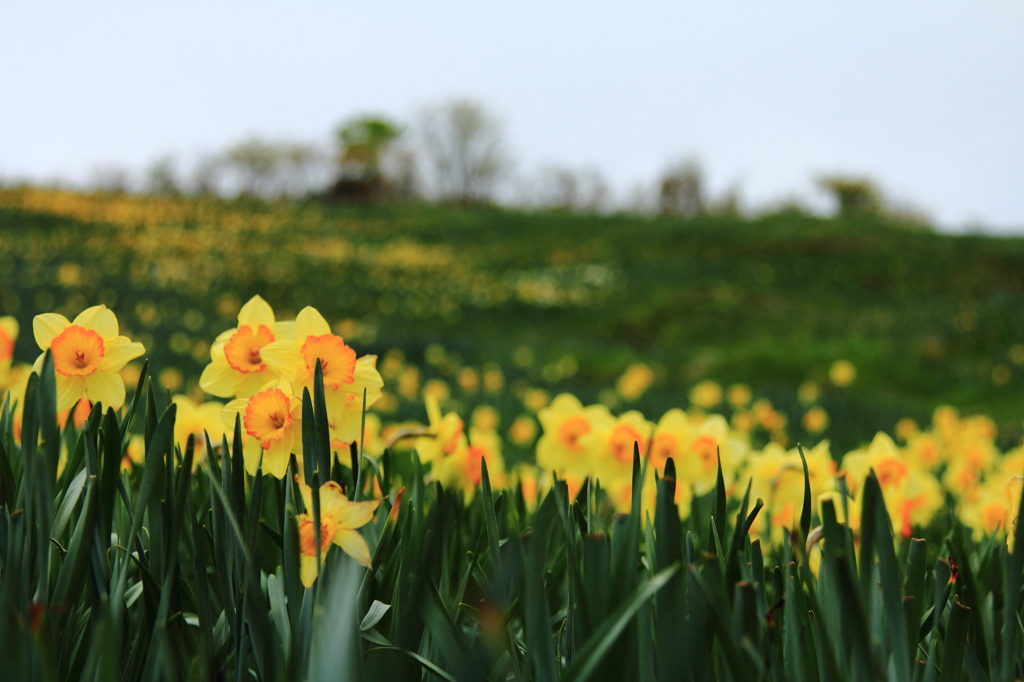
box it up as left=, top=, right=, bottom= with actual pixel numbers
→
left=610, top=424, right=646, bottom=464
left=298, top=515, right=339, bottom=556
left=224, top=324, right=275, bottom=374
left=301, top=334, right=357, bottom=388
left=558, top=416, right=590, bottom=451
left=0, top=328, right=13, bottom=363
left=650, top=433, right=679, bottom=469
left=244, top=388, right=293, bottom=447
left=875, top=458, right=908, bottom=489
left=981, top=502, right=1006, bottom=534
left=51, top=325, right=105, bottom=377
left=690, top=435, right=718, bottom=470
left=465, top=445, right=487, bottom=485
left=438, top=415, right=465, bottom=455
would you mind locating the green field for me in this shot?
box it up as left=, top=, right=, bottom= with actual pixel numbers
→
left=2, top=188, right=1023, bottom=453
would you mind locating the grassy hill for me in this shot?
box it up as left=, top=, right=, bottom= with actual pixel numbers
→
left=1, top=187, right=1022, bottom=452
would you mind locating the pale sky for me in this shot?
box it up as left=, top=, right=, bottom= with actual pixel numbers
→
left=1, top=2, right=1022, bottom=230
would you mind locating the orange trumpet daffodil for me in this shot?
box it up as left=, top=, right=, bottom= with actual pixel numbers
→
left=200, top=295, right=296, bottom=400
left=32, top=305, right=145, bottom=411
left=259, top=306, right=384, bottom=445
left=222, top=378, right=302, bottom=478
left=296, top=477, right=382, bottom=586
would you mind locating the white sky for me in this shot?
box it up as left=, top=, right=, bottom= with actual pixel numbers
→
left=1, top=2, right=1022, bottom=230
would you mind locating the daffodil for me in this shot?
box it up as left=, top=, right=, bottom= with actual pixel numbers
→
left=199, top=295, right=295, bottom=399
left=415, top=394, right=467, bottom=464
left=32, top=305, right=145, bottom=411
left=222, top=378, right=302, bottom=478
left=259, top=306, right=383, bottom=446
left=172, top=396, right=227, bottom=467
left=536, top=393, right=614, bottom=479
left=432, top=427, right=506, bottom=501
left=582, top=410, right=654, bottom=482
left=296, top=478, right=382, bottom=586
left=0, top=316, right=18, bottom=370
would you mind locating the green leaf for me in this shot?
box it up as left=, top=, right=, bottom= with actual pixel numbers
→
left=560, top=564, right=679, bottom=682
left=797, top=443, right=812, bottom=541
left=360, top=600, right=392, bottom=631
left=939, top=599, right=971, bottom=682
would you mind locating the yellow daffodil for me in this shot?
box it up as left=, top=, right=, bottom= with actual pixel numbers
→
left=222, top=378, right=302, bottom=478
left=296, top=478, right=382, bottom=586
left=259, top=306, right=383, bottom=447
left=172, top=396, right=227, bottom=467
left=199, top=295, right=295, bottom=399
left=583, top=410, right=654, bottom=482
left=415, top=394, right=467, bottom=464
left=432, top=427, right=506, bottom=501
left=536, top=393, right=614, bottom=479
left=32, top=305, right=145, bottom=411
left=0, top=316, right=18, bottom=369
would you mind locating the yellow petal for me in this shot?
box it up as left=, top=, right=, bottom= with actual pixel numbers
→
left=72, top=305, right=119, bottom=339
left=33, top=313, right=71, bottom=350
left=333, top=528, right=372, bottom=567
left=98, top=337, right=146, bottom=372
left=85, top=371, right=126, bottom=410
left=300, top=554, right=319, bottom=588
left=200, top=358, right=241, bottom=398
left=273, top=320, right=296, bottom=340
left=317, top=481, right=349, bottom=517
left=333, top=497, right=382, bottom=530
left=56, top=373, right=87, bottom=411
left=237, top=295, right=275, bottom=330
left=0, top=316, right=19, bottom=339
left=259, top=340, right=303, bottom=377
left=262, top=433, right=294, bottom=479
left=238, top=370, right=278, bottom=400
left=242, top=437, right=264, bottom=476
left=220, top=398, right=248, bottom=430
left=294, top=307, right=331, bottom=341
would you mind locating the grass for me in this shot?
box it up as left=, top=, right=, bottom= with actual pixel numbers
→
left=1, top=354, right=1023, bottom=680
left=2, top=189, right=1024, bottom=454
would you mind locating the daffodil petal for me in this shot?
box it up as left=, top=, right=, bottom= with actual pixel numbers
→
left=300, top=554, right=319, bottom=588
left=273, top=320, right=296, bottom=340
left=56, top=373, right=87, bottom=411
left=237, top=295, right=275, bottom=330
left=98, top=338, right=146, bottom=372
left=200, top=358, right=241, bottom=398
left=259, top=340, right=303, bottom=377
left=72, top=305, right=118, bottom=339
left=242, top=437, right=264, bottom=476
left=333, top=528, right=372, bottom=567
left=220, top=398, right=248, bottom=430
left=294, top=307, right=331, bottom=341
left=0, top=316, right=19, bottom=338
left=85, top=371, right=126, bottom=410
left=262, top=434, right=294, bottom=479
left=33, top=313, right=70, bottom=350
left=333, top=497, right=382, bottom=530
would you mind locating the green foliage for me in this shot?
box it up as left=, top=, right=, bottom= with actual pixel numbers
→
left=1, top=355, right=1023, bottom=680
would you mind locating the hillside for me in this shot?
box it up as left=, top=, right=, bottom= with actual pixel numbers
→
left=1, top=187, right=1022, bottom=452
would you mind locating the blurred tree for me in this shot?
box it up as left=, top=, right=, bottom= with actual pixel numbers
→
left=144, top=156, right=181, bottom=196
left=331, top=116, right=404, bottom=201
left=336, top=117, right=402, bottom=181
left=526, top=165, right=609, bottom=213
left=417, top=100, right=510, bottom=203
left=817, top=176, right=883, bottom=218
left=658, top=159, right=704, bottom=217
left=223, top=138, right=281, bottom=197
left=191, top=155, right=223, bottom=196
left=88, top=164, right=131, bottom=194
